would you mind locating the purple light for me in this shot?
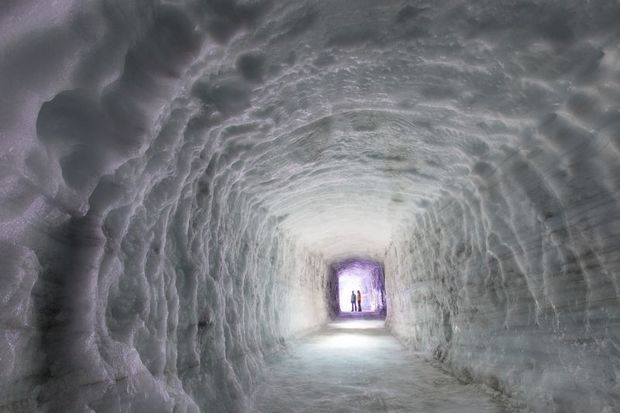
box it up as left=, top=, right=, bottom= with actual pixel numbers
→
left=332, top=259, right=386, bottom=314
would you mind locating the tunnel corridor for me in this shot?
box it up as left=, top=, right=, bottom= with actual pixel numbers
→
left=253, top=317, right=511, bottom=413
left=1, top=1, right=620, bottom=412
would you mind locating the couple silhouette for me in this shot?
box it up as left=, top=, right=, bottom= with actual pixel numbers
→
left=350, top=290, right=362, bottom=312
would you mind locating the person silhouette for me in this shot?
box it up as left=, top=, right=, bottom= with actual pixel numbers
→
left=351, top=290, right=357, bottom=312
left=356, top=290, right=362, bottom=312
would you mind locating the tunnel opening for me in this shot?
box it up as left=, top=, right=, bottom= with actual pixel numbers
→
left=327, top=258, right=386, bottom=318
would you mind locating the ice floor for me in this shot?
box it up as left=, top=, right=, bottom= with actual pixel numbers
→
left=252, top=315, right=512, bottom=412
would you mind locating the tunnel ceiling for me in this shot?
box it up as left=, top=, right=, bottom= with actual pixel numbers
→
left=3, top=0, right=619, bottom=262
left=186, top=0, right=617, bottom=261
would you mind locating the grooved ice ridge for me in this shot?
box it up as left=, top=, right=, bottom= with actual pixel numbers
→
left=0, top=1, right=619, bottom=412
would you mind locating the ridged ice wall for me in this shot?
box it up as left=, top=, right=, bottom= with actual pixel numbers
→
left=386, top=123, right=620, bottom=411
left=4, top=106, right=329, bottom=412
left=1, top=1, right=620, bottom=412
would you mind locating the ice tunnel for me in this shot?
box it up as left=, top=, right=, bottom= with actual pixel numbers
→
left=1, top=1, right=620, bottom=412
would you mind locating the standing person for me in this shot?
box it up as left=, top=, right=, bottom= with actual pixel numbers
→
left=351, top=291, right=357, bottom=312
left=357, top=290, right=362, bottom=312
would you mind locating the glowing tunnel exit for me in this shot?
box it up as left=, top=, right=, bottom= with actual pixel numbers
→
left=327, top=259, right=387, bottom=316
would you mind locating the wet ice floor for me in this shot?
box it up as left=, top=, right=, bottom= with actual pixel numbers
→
left=252, top=315, right=513, bottom=413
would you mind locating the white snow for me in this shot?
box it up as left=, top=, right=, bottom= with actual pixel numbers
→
left=253, top=318, right=514, bottom=412
left=0, top=0, right=619, bottom=412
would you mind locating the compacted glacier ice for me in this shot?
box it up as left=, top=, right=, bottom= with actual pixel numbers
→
left=1, top=0, right=619, bottom=412
left=253, top=318, right=513, bottom=413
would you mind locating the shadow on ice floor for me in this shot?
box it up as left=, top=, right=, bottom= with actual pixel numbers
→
left=252, top=313, right=520, bottom=412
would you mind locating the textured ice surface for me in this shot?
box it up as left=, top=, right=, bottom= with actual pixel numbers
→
left=253, top=318, right=513, bottom=412
left=1, top=0, right=620, bottom=412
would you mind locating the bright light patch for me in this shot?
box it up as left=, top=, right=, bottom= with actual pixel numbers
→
left=338, top=270, right=369, bottom=311
left=336, top=259, right=386, bottom=313
left=326, top=320, right=384, bottom=330
left=315, top=333, right=371, bottom=349
left=317, top=319, right=386, bottom=348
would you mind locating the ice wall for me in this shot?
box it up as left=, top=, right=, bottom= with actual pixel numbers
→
left=3, top=71, right=329, bottom=409
left=1, top=0, right=620, bottom=412
left=386, top=121, right=620, bottom=411
left=0, top=2, right=330, bottom=411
